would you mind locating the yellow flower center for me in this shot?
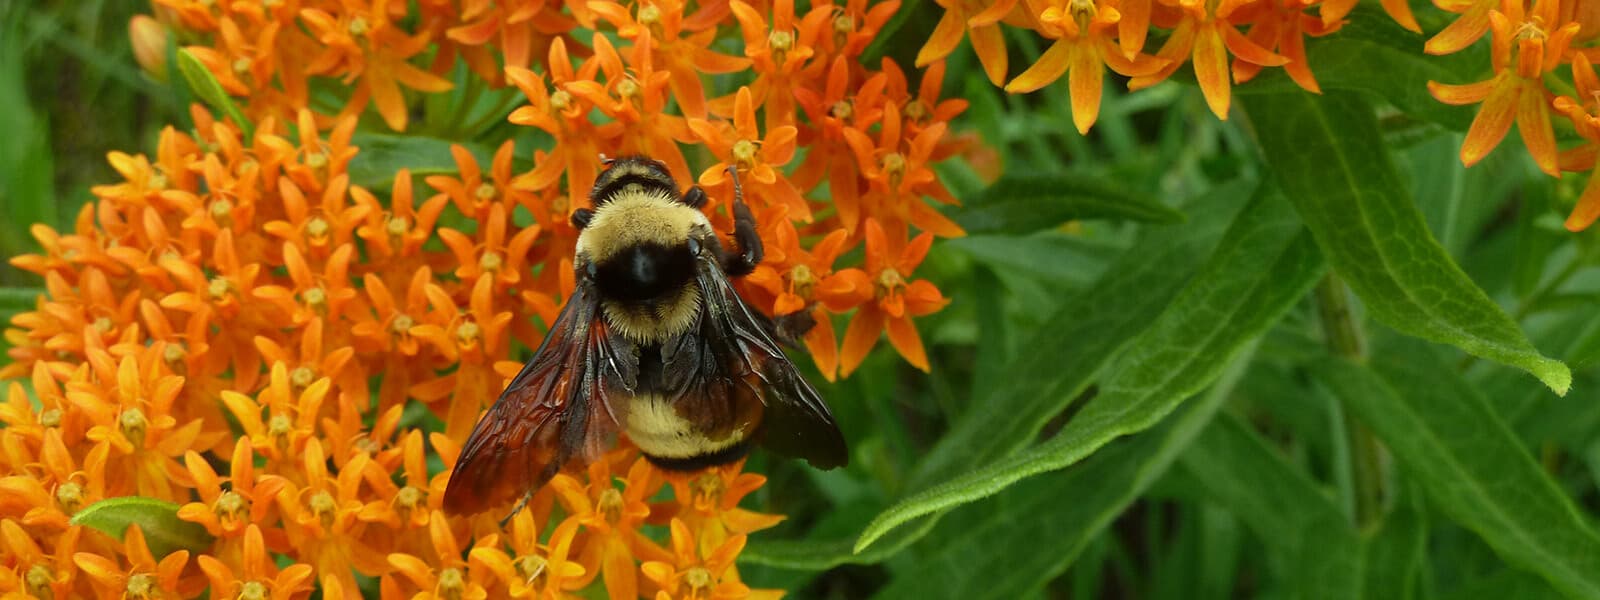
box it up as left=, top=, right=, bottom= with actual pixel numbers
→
left=788, top=263, right=817, bottom=298
left=689, top=472, right=725, bottom=509
left=638, top=4, right=661, bottom=24
left=881, top=152, right=906, bottom=190
left=768, top=29, right=794, bottom=54
left=684, top=567, right=713, bottom=592
left=1069, top=0, right=1096, bottom=29
left=830, top=99, right=854, bottom=121
left=232, top=57, right=251, bottom=74
left=396, top=486, right=424, bottom=517
left=305, top=216, right=330, bottom=240
left=833, top=13, right=854, bottom=47
left=305, top=151, right=328, bottom=169
left=215, top=490, right=249, bottom=522
left=347, top=16, right=369, bottom=36
left=479, top=251, right=503, bottom=272
left=877, top=268, right=906, bottom=298
left=903, top=100, right=930, bottom=124
left=149, top=172, right=168, bottom=190
left=618, top=78, right=641, bottom=102
left=121, top=408, right=149, bottom=448
left=125, top=573, right=158, bottom=599
left=291, top=366, right=316, bottom=389
left=550, top=89, right=573, bottom=112
left=162, top=343, right=186, bottom=365
left=309, top=491, right=337, bottom=528
left=268, top=413, right=293, bottom=438
left=302, top=286, right=327, bottom=308
left=456, top=321, right=481, bottom=346
left=210, top=198, right=234, bottom=222
left=208, top=277, right=231, bottom=301
left=239, top=581, right=268, bottom=600
left=386, top=215, right=409, bottom=237
left=474, top=183, right=497, bottom=203
left=437, top=568, right=466, bottom=600
left=56, top=481, right=84, bottom=514
left=391, top=313, right=415, bottom=335
left=25, top=564, right=52, bottom=597
left=732, top=140, right=759, bottom=170
left=39, top=408, right=62, bottom=428
left=516, top=555, right=548, bottom=584
left=598, top=488, right=625, bottom=525
left=93, top=316, right=114, bottom=334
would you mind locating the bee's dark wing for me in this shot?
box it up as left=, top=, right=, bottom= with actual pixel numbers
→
left=662, top=248, right=848, bottom=469
left=443, top=278, right=637, bottom=516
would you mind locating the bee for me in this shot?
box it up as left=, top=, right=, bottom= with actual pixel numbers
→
left=443, top=155, right=848, bottom=517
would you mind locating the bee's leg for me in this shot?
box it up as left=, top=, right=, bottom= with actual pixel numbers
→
left=723, top=166, right=762, bottom=276
left=683, top=185, right=708, bottom=209
left=498, top=490, right=533, bottom=528
left=572, top=207, right=594, bottom=230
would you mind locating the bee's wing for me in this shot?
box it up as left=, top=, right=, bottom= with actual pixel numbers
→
left=443, top=279, right=636, bottom=516
left=663, top=249, right=848, bottom=469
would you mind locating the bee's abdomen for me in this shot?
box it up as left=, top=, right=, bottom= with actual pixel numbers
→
left=622, top=392, right=758, bottom=470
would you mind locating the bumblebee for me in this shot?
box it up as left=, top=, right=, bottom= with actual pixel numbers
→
left=443, top=156, right=848, bottom=517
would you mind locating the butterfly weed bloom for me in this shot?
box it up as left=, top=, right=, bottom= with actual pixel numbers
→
left=2, top=0, right=973, bottom=595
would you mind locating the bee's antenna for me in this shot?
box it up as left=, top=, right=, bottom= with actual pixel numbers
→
left=499, top=491, right=533, bottom=528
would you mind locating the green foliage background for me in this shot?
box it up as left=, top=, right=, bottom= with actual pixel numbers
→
left=5, top=1, right=1600, bottom=598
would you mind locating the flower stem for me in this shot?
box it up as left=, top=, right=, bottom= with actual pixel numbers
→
left=1316, top=273, right=1383, bottom=529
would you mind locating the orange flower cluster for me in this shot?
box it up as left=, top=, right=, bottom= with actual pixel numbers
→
left=3, top=0, right=975, bottom=596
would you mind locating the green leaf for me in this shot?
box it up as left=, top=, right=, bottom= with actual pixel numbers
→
left=855, top=186, right=1324, bottom=552
left=873, top=351, right=1242, bottom=599
left=951, top=173, right=1185, bottom=234
left=347, top=133, right=492, bottom=190
left=175, top=49, right=253, bottom=140
left=1179, top=413, right=1360, bottom=599
left=1236, top=5, right=1481, bottom=131
left=740, top=512, right=941, bottom=571
left=1314, top=338, right=1600, bottom=599
left=71, top=496, right=215, bottom=557
left=1242, top=90, right=1570, bottom=395
left=910, top=179, right=1256, bottom=490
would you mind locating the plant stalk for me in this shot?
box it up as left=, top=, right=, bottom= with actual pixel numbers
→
left=1316, top=273, right=1383, bottom=529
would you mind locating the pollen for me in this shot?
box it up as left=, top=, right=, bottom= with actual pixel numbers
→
left=391, top=313, right=415, bottom=335
left=24, top=565, right=52, bottom=597
left=240, top=581, right=268, bottom=600
left=1069, top=0, right=1096, bottom=27
left=208, top=277, right=232, bottom=300
left=831, top=99, right=854, bottom=121
left=881, top=152, right=906, bottom=190
left=267, top=413, right=293, bottom=440
left=215, top=490, right=249, bottom=521
left=290, top=366, right=316, bottom=388
left=877, top=268, right=906, bottom=296
left=93, top=316, right=114, bottom=334
left=437, top=568, right=466, bottom=600
left=455, top=321, right=481, bottom=346
left=309, top=491, right=337, bottom=528
left=789, top=263, right=817, bottom=297
left=638, top=4, right=661, bottom=25
left=39, top=407, right=62, bottom=428
left=598, top=488, right=625, bottom=524
left=386, top=215, right=409, bottom=237
left=162, top=342, right=186, bottom=365
left=125, top=573, right=157, bottom=599
left=302, top=286, right=327, bottom=308
left=769, top=30, right=794, bottom=51
left=232, top=57, right=252, bottom=74
left=733, top=140, right=759, bottom=169
left=347, top=16, right=369, bottom=36
left=479, top=251, right=503, bottom=272
left=474, top=183, right=496, bottom=202
left=120, top=408, right=149, bottom=448
left=684, top=567, right=713, bottom=592
left=904, top=100, right=930, bottom=124
left=210, top=198, right=234, bottom=221
left=395, top=485, right=424, bottom=518
left=304, top=151, right=328, bottom=169
left=56, top=481, right=84, bottom=513
left=551, top=89, right=573, bottom=112
left=516, top=554, right=548, bottom=583
left=305, top=216, right=330, bottom=239
left=618, top=78, right=641, bottom=101
left=689, top=472, right=725, bottom=508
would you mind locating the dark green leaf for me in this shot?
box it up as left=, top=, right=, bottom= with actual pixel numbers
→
left=1243, top=91, right=1570, bottom=394
left=856, top=186, right=1324, bottom=552
left=1314, top=338, right=1600, bottom=598
left=71, top=496, right=215, bottom=557
left=874, top=352, right=1241, bottom=599
left=175, top=49, right=253, bottom=140
left=951, top=174, right=1185, bottom=234
left=911, top=179, right=1255, bottom=491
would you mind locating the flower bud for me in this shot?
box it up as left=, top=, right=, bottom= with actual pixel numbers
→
left=129, top=15, right=168, bottom=81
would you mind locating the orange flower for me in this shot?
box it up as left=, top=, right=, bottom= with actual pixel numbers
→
left=251, top=243, right=361, bottom=328
left=569, top=34, right=697, bottom=184
left=1230, top=0, right=1342, bottom=93
left=741, top=226, right=869, bottom=380
left=468, top=512, right=587, bottom=599
left=1006, top=0, right=1168, bottom=132
left=551, top=454, right=670, bottom=600
left=917, top=0, right=1018, bottom=86
left=409, top=276, right=515, bottom=439
left=841, top=102, right=965, bottom=237
left=1, top=520, right=82, bottom=599
left=438, top=204, right=542, bottom=293
left=72, top=525, right=194, bottom=598
left=507, top=39, right=610, bottom=197
left=728, top=0, right=817, bottom=129
left=639, top=519, right=781, bottom=600
left=178, top=438, right=287, bottom=538
left=1427, top=0, right=1498, bottom=55
left=691, top=87, right=809, bottom=221
left=387, top=510, right=494, bottom=600
left=1127, top=0, right=1287, bottom=119
left=219, top=363, right=330, bottom=466
left=1428, top=0, right=1575, bottom=176
left=196, top=524, right=316, bottom=600
left=300, top=2, right=453, bottom=130
left=0, top=429, right=107, bottom=531
left=277, top=440, right=388, bottom=595
left=75, top=352, right=201, bottom=502
left=660, top=461, right=784, bottom=559
left=1554, top=53, right=1600, bottom=230
left=839, top=220, right=949, bottom=376
left=589, top=0, right=749, bottom=119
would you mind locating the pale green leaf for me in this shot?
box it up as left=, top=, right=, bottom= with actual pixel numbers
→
left=952, top=173, right=1185, bottom=234
left=71, top=496, right=215, bottom=557
left=347, top=133, right=493, bottom=190
left=175, top=49, right=253, bottom=140
left=1242, top=91, right=1570, bottom=394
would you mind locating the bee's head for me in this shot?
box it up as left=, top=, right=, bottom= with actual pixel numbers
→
left=591, top=156, right=677, bottom=207
left=577, top=182, right=710, bottom=343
